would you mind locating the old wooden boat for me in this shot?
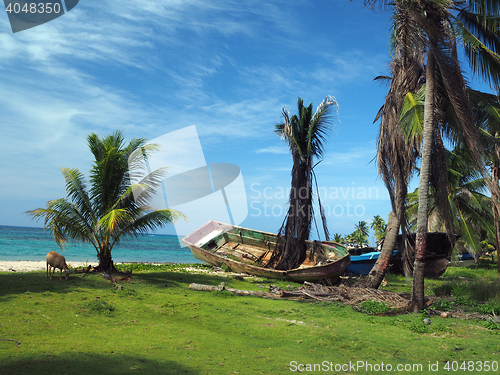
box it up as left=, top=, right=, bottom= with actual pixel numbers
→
left=182, top=220, right=351, bottom=281
left=390, top=233, right=456, bottom=278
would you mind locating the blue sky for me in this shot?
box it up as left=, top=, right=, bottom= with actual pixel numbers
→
left=0, top=1, right=493, bottom=243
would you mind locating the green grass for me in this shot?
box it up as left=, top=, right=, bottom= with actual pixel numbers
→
left=1, top=263, right=499, bottom=374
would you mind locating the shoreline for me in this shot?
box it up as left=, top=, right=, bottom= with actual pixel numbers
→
left=0, top=260, right=182, bottom=273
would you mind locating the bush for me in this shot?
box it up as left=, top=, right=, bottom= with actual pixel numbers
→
left=483, top=320, right=500, bottom=330
left=430, top=299, right=455, bottom=311
left=477, top=304, right=500, bottom=315
left=358, top=300, right=391, bottom=314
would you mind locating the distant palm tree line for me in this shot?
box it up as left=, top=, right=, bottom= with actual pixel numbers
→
left=333, top=216, right=387, bottom=248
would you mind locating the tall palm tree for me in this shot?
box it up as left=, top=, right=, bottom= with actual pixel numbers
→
left=266, top=96, right=338, bottom=270
left=364, top=9, right=425, bottom=288
left=28, top=131, right=184, bottom=271
left=365, top=0, right=500, bottom=311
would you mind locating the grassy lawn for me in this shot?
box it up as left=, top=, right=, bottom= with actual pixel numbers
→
left=0, top=262, right=499, bottom=374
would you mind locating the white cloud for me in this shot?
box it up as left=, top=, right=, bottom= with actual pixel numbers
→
left=322, top=143, right=377, bottom=167
left=254, top=146, right=289, bottom=154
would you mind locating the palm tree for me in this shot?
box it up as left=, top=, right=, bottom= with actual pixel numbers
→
left=406, top=147, right=495, bottom=257
left=364, top=17, right=424, bottom=288
left=371, top=215, right=388, bottom=244
left=354, top=221, right=370, bottom=244
left=351, top=231, right=368, bottom=247
left=365, top=0, right=500, bottom=311
left=266, top=96, right=338, bottom=270
left=28, top=131, right=185, bottom=271
left=403, top=87, right=500, bottom=275
left=469, top=89, right=500, bottom=276
left=332, top=233, right=344, bottom=244
left=344, top=233, right=355, bottom=248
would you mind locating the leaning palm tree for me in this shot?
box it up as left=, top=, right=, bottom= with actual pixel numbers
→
left=365, top=0, right=500, bottom=310
left=363, top=12, right=424, bottom=288
left=265, top=96, right=338, bottom=271
left=28, top=131, right=185, bottom=271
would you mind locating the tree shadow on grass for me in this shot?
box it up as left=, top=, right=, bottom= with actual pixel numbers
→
left=0, top=270, right=249, bottom=298
left=0, top=352, right=199, bottom=375
left=134, top=271, right=237, bottom=289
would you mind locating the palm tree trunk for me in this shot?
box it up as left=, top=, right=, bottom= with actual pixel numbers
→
left=492, top=159, right=500, bottom=277
left=96, top=243, right=115, bottom=271
left=364, top=211, right=399, bottom=288
left=271, top=156, right=310, bottom=270
left=411, top=50, right=436, bottom=312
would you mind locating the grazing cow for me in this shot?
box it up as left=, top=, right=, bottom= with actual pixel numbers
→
left=46, top=251, right=70, bottom=280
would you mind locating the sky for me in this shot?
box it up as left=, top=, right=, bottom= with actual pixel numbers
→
left=0, top=0, right=495, bottom=244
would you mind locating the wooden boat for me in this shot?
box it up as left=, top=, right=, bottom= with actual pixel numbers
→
left=390, top=233, right=455, bottom=278
left=182, top=220, right=351, bottom=281
left=348, top=247, right=377, bottom=256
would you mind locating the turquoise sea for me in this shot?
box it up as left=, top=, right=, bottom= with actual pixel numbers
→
left=0, top=225, right=201, bottom=264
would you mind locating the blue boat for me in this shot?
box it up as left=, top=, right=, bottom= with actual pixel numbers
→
left=346, top=250, right=398, bottom=276
left=451, top=252, right=475, bottom=267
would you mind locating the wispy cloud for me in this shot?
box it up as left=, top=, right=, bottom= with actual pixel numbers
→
left=322, top=143, right=377, bottom=167
left=254, top=146, right=289, bottom=154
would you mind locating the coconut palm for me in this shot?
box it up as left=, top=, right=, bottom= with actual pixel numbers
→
left=365, top=0, right=500, bottom=310
left=469, top=89, right=500, bottom=276
left=354, top=221, right=370, bottom=243
left=403, top=87, right=500, bottom=274
left=371, top=215, right=388, bottom=244
left=332, top=233, right=344, bottom=244
left=27, top=131, right=184, bottom=271
left=406, top=147, right=495, bottom=257
left=266, top=96, right=338, bottom=270
left=364, top=11, right=425, bottom=288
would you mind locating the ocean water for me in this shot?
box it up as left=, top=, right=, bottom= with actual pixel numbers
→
left=0, top=225, right=201, bottom=264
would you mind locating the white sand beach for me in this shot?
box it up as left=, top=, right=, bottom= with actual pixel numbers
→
left=0, top=261, right=92, bottom=272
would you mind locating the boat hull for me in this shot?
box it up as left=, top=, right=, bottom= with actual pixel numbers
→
left=346, top=251, right=399, bottom=276
left=182, top=220, right=350, bottom=281
left=390, top=233, right=455, bottom=278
